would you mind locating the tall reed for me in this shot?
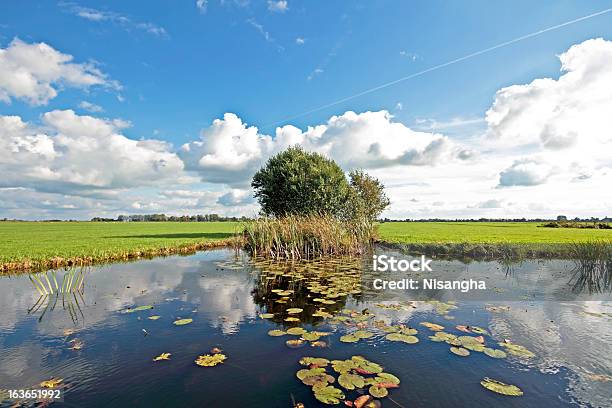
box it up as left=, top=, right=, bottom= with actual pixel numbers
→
left=241, top=215, right=376, bottom=259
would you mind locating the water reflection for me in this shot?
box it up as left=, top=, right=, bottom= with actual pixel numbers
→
left=0, top=248, right=610, bottom=408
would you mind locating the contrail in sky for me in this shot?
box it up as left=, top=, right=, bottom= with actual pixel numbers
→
left=268, top=7, right=612, bottom=127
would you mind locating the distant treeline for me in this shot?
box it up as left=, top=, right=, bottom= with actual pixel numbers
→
left=91, top=214, right=253, bottom=222
left=380, top=216, right=612, bottom=223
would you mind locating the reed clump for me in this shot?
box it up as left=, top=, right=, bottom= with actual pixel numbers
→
left=241, top=215, right=376, bottom=259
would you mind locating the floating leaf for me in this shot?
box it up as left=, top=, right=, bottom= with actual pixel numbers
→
left=153, top=352, right=171, bottom=361
left=338, top=373, right=366, bottom=390
left=124, top=305, right=154, bottom=313
left=375, top=372, right=400, bottom=385
left=480, top=377, right=523, bottom=396
left=299, top=357, right=330, bottom=367
left=148, top=315, right=161, bottom=320
left=286, top=308, right=304, bottom=314
left=286, top=339, right=306, bottom=348
left=268, top=329, right=287, bottom=337
left=332, top=360, right=357, bottom=374
left=40, top=378, right=63, bottom=388
left=311, top=341, right=328, bottom=348
left=297, top=367, right=326, bottom=381
left=259, top=313, right=274, bottom=319
left=369, top=385, right=388, bottom=398
left=420, top=322, right=444, bottom=331
left=195, top=353, right=226, bottom=367
left=385, top=333, right=419, bottom=344
left=450, top=347, right=470, bottom=357
left=498, top=341, right=535, bottom=358
left=313, top=385, right=345, bottom=405
left=483, top=348, right=507, bottom=359
left=287, top=327, right=307, bottom=336
left=302, top=332, right=321, bottom=341
left=353, top=330, right=374, bottom=339
left=340, top=334, right=360, bottom=343
left=173, top=318, right=193, bottom=326
left=285, top=317, right=301, bottom=322
left=470, top=326, right=490, bottom=335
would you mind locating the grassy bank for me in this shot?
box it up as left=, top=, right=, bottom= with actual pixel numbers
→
left=0, top=221, right=239, bottom=273
left=2, top=221, right=612, bottom=272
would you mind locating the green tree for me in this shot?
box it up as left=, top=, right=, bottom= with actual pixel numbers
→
left=344, top=170, right=390, bottom=222
left=251, top=146, right=350, bottom=217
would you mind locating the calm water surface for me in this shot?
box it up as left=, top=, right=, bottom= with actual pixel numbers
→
left=0, top=248, right=610, bottom=407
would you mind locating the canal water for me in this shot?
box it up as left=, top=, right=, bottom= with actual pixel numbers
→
left=0, top=247, right=610, bottom=407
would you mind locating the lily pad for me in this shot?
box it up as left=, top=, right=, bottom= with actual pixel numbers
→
left=483, top=348, right=507, bottom=359
left=385, top=333, right=419, bottom=344
left=153, top=352, right=171, bottom=361
left=259, top=313, right=274, bottom=319
left=285, top=317, right=301, bottom=322
left=340, top=334, right=360, bottom=343
left=286, top=339, right=306, bottom=348
left=195, top=353, right=226, bottom=367
left=299, top=357, right=330, bottom=367
left=268, top=329, right=287, bottom=337
left=313, top=385, right=345, bottom=405
left=338, top=373, right=366, bottom=390
left=302, top=332, right=321, bottom=341
left=286, top=308, right=304, bottom=314
left=420, top=322, right=444, bottom=331
left=147, top=315, right=161, bottom=320
left=498, top=342, right=535, bottom=358
left=354, top=330, right=374, bottom=339
left=287, top=327, right=307, bottom=336
left=450, top=347, right=470, bottom=356
left=297, top=367, right=326, bottom=381
left=376, top=372, right=400, bottom=385
left=369, top=385, right=388, bottom=398
left=124, top=305, right=154, bottom=313
left=40, top=378, right=63, bottom=388
left=173, top=318, right=193, bottom=326
left=480, top=377, right=523, bottom=396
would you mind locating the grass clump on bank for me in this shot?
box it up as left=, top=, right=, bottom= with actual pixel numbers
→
left=242, top=215, right=375, bottom=259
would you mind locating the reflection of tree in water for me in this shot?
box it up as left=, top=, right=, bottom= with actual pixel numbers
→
left=250, top=256, right=366, bottom=326
left=28, top=267, right=88, bottom=325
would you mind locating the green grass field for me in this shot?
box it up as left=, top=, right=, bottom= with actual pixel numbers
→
left=1, top=221, right=610, bottom=271
left=0, top=221, right=239, bottom=267
left=378, top=222, right=612, bottom=244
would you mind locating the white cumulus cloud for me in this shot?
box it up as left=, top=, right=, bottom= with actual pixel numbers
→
left=0, top=39, right=119, bottom=106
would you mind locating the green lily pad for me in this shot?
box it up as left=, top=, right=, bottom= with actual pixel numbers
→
left=173, top=318, right=193, bottom=326
left=369, top=385, right=388, bottom=398
left=498, top=342, right=535, bottom=358
left=195, top=353, right=226, bottom=367
left=483, top=348, right=507, bottom=358
left=313, top=385, right=345, bottom=405
left=286, top=339, right=306, bottom=348
left=287, top=327, right=307, bottom=336
left=450, top=347, right=470, bottom=356
left=353, top=330, right=374, bottom=339
left=302, top=332, right=321, bottom=341
left=259, top=313, right=274, bottom=319
left=340, top=334, right=360, bottom=343
left=470, top=326, right=490, bottom=335
left=299, top=357, right=330, bottom=367
left=124, top=305, right=154, bottom=313
left=297, top=367, right=326, bottom=381
left=286, top=308, right=303, bottom=314
left=338, top=373, right=366, bottom=390
left=285, top=317, right=300, bottom=322
left=268, top=329, right=287, bottom=337
left=332, top=360, right=356, bottom=373
left=376, top=372, right=400, bottom=385
left=147, top=315, right=161, bottom=320
left=480, top=377, right=523, bottom=396
left=385, top=333, right=419, bottom=344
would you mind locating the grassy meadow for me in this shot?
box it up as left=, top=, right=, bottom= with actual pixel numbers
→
left=378, top=222, right=612, bottom=244
left=1, top=221, right=611, bottom=272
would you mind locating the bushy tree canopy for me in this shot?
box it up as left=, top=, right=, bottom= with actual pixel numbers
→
left=251, top=146, right=350, bottom=217
left=252, top=147, right=390, bottom=221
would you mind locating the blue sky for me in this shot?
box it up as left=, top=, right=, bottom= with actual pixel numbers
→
left=1, top=1, right=612, bottom=219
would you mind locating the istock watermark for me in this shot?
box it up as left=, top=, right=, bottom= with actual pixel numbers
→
left=372, top=254, right=433, bottom=272
left=369, top=254, right=487, bottom=296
